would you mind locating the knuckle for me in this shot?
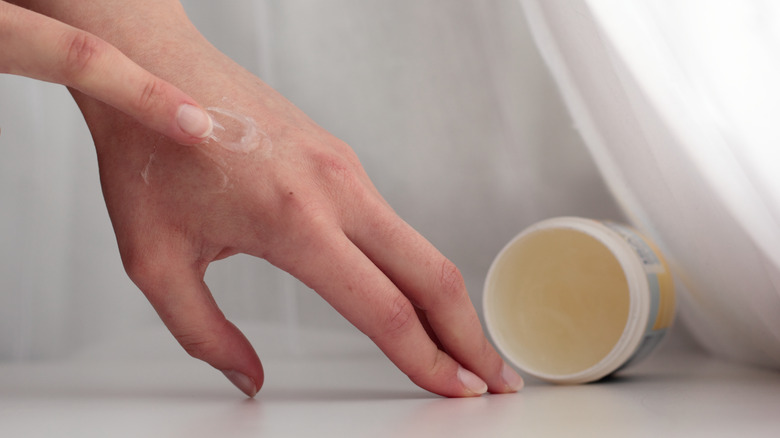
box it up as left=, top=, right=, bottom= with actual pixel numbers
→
left=312, top=152, right=361, bottom=191
left=308, top=151, right=375, bottom=221
left=120, top=245, right=166, bottom=293
left=174, top=330, right=218, bottom=360
left=435, top=259, right=467, bottom=304
left=425, top=350, right=447, bottom=378
left=281, top=193, right=333, bottom=235
left=378, top=295, right=417, bottom=339
left=134, top=78, right=162, bottom=114
left=121, top=252, right=153, bottom=290
left=407, top=349, right=447, bottom=383
left=61, top=30, right=105, bottom=82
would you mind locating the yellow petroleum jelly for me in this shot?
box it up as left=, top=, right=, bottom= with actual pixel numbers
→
left=490, top=228, right=630, bottom=376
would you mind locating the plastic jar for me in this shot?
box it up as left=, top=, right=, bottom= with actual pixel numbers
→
left=483, top=217, right=675, bottom=384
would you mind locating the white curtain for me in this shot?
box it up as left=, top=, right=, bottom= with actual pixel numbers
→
left=522, top=0, right=780, bottom=368
left=0, top=0, right=622, bottom=360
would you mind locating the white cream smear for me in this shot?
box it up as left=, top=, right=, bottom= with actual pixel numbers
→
left=141, top=106, right=272, bottom=190
left=204, top=106, right=271, bottom=155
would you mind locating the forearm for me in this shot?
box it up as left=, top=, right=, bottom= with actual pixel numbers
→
left=10, top=0, right=205, bottom=75
left=10, top=0, right=190, bottom=32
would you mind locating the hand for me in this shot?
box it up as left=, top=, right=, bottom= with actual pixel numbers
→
left=32, top=0, right=525, bottom=398
left=0, top=0, right=212, bottom=144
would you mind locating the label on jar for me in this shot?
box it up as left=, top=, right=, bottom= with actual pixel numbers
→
left=604, top=222, right=676, bottom=370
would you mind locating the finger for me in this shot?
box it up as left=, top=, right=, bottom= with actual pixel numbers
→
left=0, top=2, right=212, bottom=144
left=267, top=226, right=488, bottom=398
left=348, top=204, right=524, bottom=393
left=125, top=254, right=263, bottom=397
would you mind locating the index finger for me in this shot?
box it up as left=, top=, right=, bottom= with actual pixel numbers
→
left=0, top=2, right=212, bottom=144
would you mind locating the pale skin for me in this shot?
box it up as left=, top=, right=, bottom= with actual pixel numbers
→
left=1, top=0, right=523, bottom=397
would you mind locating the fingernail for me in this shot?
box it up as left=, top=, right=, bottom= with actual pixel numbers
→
left=177, top=104, right=213, bottom=139
left=502, top=363, right=524, bottom=392
left=457, top=366, right=488, bottom=395
left=222, top=370, right=258, bottom=398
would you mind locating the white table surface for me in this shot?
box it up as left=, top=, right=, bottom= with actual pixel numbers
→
left=1, top=323, right=778, bottom=438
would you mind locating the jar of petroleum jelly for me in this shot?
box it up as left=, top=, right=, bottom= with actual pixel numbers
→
left=483, top=217, right=675, bottom=384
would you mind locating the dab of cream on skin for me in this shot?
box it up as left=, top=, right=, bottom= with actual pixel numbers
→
left=140, top=135, right=230, bottom=191
left=140, top=137, right=163, bottom=186
left=204, top=107, right=271, bottom=155
left=141, top=106, right=271, bottom=188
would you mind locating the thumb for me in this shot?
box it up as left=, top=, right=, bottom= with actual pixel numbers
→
left=129, top=257, right=264, bottom=397
left=0, top=2, right=212, bottom=144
